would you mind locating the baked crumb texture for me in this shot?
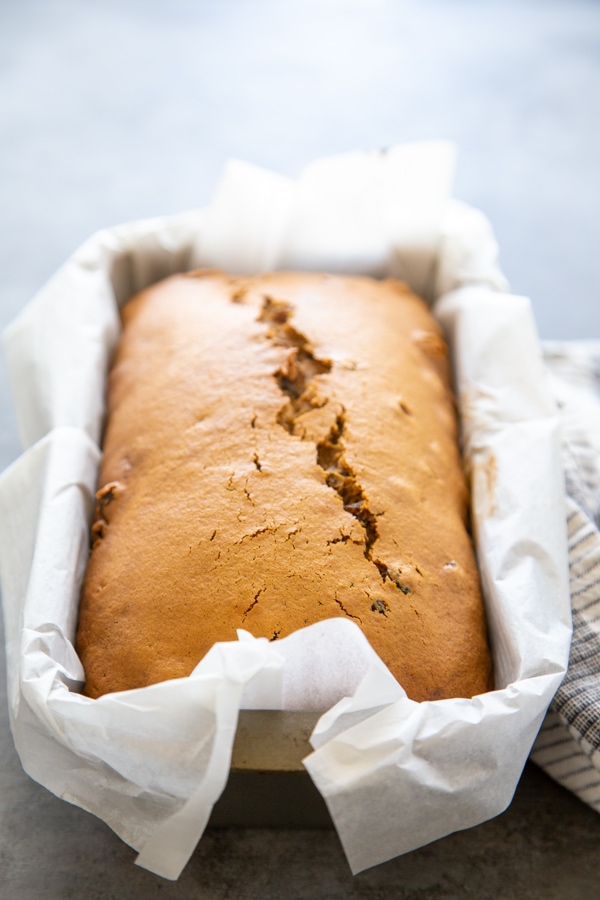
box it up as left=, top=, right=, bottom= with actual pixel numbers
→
left=76, top=272, right=493, bottom=700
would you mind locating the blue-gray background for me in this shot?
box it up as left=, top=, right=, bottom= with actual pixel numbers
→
left=2, top=0, right=600, bottom=470
left=1, top=2, right=600, bottom=897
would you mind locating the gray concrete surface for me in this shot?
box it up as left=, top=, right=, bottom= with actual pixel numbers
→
left=1, top=1, right=600, bottom=897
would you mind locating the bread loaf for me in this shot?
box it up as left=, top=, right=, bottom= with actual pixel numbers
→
left=76, top=271, right=493, bottom=700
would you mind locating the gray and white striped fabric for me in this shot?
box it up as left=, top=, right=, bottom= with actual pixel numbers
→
left=530, top=341, right=600, bottom=812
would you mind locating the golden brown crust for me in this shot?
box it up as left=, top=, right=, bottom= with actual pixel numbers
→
left=76, top=272, right=493, bottom=701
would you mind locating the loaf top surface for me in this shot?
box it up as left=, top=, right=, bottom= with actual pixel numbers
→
left=76, top=271, right=493, bottom=701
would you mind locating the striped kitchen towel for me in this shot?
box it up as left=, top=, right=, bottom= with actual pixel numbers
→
left=530, top=341, right=600, bottom=812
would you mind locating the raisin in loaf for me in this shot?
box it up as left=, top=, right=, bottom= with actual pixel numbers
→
left=76, top=271, right=493, bottom=700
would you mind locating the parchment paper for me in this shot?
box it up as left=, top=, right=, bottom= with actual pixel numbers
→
left=0, top=142, right=571, bottom=879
